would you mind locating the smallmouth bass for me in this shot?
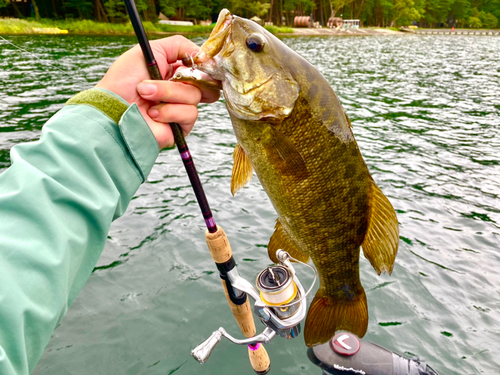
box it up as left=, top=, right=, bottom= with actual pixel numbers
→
left=184, top=9, right=399, bottom=347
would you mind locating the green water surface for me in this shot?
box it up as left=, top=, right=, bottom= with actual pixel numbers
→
left=1, top=34, right=499, bottom=375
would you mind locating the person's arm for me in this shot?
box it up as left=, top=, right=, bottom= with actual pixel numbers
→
left=0, top=36, right=220, bottom=375
left=0, top=90, right=157, bottom=375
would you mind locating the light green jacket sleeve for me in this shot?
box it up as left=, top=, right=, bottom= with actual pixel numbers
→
left=0, top=89, right=159, bottom=375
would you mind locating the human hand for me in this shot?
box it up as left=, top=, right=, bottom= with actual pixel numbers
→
left=95, top=35, right=220, bottom=149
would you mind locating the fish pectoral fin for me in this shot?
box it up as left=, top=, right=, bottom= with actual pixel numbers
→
left=268, top=219, right=309, bottom=264
left=304, top=288, right=368, bottom=347
left=231, top=143, right=253, bottom=196
left=269, top=127, right=308, bottom=178
left=361, top=181, right=399, bottom=275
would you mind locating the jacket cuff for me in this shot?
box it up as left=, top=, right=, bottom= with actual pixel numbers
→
left=119, top=104, right=159, bottom=180
left=66, top=89, right=129, bottom=124
left=66, top=89, right=159, bottom=181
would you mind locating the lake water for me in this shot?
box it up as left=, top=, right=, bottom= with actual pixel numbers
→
left=1, top=34, right=499, bottom=375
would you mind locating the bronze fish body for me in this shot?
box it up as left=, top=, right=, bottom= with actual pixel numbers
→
left=188, top=10, right=399, bottom=347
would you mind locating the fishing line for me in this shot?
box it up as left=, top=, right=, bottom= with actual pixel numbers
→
left=260, top=256, right=317, bottom=309
left=0, top=35, right=87, bottom=82
left=185, top=51, right=197, bottom=70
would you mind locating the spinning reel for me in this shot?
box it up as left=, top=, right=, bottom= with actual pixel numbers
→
left=191, top=248, right=317, bottom=369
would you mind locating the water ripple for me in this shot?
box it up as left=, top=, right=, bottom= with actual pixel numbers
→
left=2, top=34, right=499, bottom=375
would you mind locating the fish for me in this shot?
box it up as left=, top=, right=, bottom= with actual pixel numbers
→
left=183, top=9, right=399, bottom=347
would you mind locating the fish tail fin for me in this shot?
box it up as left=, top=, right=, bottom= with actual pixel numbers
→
left=304, top=288, right=368, bottom=347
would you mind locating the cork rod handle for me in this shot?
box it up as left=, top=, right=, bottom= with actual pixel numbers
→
left=205, top=226, right=271, bottom=374
left=205, top=225, right=233, bottom=264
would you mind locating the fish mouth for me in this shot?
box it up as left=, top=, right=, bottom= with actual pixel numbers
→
left=195, top=9, right=233, bottom=62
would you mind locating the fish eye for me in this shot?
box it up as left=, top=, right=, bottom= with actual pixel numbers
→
left=246, top=34, right=265, bottom=52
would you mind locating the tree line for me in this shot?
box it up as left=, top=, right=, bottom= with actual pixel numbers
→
left=0, top=0, right=498, bottom=28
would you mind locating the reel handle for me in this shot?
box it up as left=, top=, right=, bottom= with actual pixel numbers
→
left=205, top=226, right=271, bottom=374
left=192, top=329, right=271, bottom=374
left=191, top=330, right=223, bottom=364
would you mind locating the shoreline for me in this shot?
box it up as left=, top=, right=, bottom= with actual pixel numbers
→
left=1, top=18, right=498, bottom=37
left=2, top=29, right=499, bottom=37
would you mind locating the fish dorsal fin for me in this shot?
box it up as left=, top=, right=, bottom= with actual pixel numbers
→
left=361, top=181, right=399, bottom=275
left=266, top=127, right=308, bottom=178
left=231, top=143, right=253, bottom=196
left=268, top=219, right=310, bottom=264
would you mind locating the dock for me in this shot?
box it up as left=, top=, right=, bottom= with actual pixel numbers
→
left=287, top=27, right=499, bottom=37
left=416, top=29, right=500, bottom=36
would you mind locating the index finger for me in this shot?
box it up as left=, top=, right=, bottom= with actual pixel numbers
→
left=151, top=35, right=200, bottom=65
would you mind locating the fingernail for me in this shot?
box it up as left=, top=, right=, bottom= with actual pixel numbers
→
left=137, top=83, right=157, bottom=96
left=148, top=108, right=159, bottom=118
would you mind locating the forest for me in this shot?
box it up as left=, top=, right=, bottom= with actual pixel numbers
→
left=0, top=0, right=498, bottom=28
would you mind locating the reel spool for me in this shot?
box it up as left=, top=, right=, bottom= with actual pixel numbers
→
left=257, top=266, right=301, bottom=338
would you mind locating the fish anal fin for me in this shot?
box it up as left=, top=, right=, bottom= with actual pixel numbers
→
left=266, top=127, right=308, bottom=179
left=231, top=143, right=253, bottom=196
left=361, top=181, right=399, bottom=275
left=304, top=288, right=368, bottom=347
left=268, top=219, right=309, bottom=264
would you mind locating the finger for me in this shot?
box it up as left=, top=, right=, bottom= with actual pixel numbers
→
left=148, top=103, right=198, bottom=129
left=149, top=122, right=175, bottom=149
left=151, top=35, right=200, bottom=66
left=137, top=80, right=202, bottom=105
left=200, top=87, right=221, bottom=104
left=135, top=105, right=173, bottom=149
left=147, top=105, right=198, bottom=149
left=148, top=120, right=196, bottom=150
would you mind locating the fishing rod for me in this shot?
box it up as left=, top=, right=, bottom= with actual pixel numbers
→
left=123, top=0, right=216, bottom=234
